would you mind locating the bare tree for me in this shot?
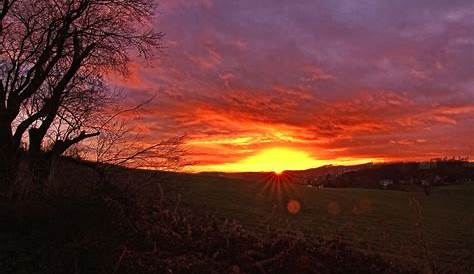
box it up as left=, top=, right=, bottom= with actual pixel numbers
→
left=23, top=71, right=108, bottom=192
left=0, top=0, right=163, bottom=194
left=0, top=1, right=16, bottom=34
left=73, top=102, right=189, bottom=198
left=87, top=97, right=189, bottom=171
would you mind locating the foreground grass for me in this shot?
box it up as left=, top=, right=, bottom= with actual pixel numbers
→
left=1, top=162, right=472, bottom=273
left=0, top=164, right=417, bottom=274
left=166, top=174, right=474, bottom=272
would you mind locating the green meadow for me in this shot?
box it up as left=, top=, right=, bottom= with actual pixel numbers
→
left=165, top=174, right=474, bottom=271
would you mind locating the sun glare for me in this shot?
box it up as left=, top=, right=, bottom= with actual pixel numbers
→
left=199, top=147, right=326, bottom=173
left=187, top=145, right=381, bottom=173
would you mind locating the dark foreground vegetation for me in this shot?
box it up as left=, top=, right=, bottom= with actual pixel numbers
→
left=0, top=158, right=426, bottom=274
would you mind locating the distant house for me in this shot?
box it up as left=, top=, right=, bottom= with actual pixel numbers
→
left=379, top=179, right=394, bottom=188
left=463, top=162, right=474, bottom=168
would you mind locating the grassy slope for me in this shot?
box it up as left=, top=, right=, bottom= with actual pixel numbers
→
left=163, top=174, right=473, bottom=271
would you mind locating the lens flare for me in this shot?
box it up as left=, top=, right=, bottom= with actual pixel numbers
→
left=287, top=199, right=301, bottom=214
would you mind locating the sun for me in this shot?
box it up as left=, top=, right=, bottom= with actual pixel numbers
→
left=201, top=147, right=326, bottom=173
left=274, top=169, right=284, bottom=175
left=187, top=146, right=380, bottom=173
left=243, top=147, right=323, bottom=173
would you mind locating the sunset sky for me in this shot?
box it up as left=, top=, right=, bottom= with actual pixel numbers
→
left=109, top=0, right=473, bottom=172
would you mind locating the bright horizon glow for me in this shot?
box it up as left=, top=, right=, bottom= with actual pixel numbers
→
left=202, top=147, right=323, bottom=173
left=187, top=147, right=381, bottom=173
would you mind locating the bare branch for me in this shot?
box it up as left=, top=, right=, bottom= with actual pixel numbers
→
left=0, top=0, right=163, bottom=190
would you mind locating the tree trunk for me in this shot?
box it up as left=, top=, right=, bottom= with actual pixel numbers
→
left=0, top=120, right=18, bottom=195
left=24, top=127, right=47, bottom=196
left=26, top=153, right=53, bottom=197
left=0, top=146, right=19, bottom=194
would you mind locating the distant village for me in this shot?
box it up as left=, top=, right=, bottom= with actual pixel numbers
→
left=292, top=158, right=474, bottom=191
left=201, top=158, right=474, bottom=193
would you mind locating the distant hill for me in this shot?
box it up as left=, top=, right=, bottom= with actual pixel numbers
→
left=199, top=163, right=374, bottom=183
left=199, top=160, right=474, bottom=189
left=283, top=163, right=374, bottom=183
left=324, top=160, right=474, bottom=190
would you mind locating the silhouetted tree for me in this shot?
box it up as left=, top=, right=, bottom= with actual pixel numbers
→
left=0, top=0, right=162, bottom=196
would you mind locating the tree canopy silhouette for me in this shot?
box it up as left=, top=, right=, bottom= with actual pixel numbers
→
left=0, top=0, right=162, bottom=194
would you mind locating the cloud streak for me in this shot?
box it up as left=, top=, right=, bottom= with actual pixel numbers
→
left=108, top=0, right=474, bottom=171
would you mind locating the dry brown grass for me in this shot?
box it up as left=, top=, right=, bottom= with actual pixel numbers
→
left=0, top=159, right=430, bottom=273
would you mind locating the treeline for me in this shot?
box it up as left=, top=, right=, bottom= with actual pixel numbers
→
left=323, top=160, right=474, bottom=189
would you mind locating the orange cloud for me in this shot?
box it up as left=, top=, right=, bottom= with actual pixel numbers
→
left=102, top=0, right=474, bottom=172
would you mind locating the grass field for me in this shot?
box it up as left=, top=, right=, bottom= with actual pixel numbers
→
left=164, top=174, right=474, bottom=271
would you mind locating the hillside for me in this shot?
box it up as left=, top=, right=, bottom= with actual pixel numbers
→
left=200, top=160, right=474, bottom=190
left=1, top=158, right=473, bottom=273
left=173, top=174, right=474, bottom=272
left=199, top=163, right=373, bottom=183
left=0, top=158, right=420, bottom=274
